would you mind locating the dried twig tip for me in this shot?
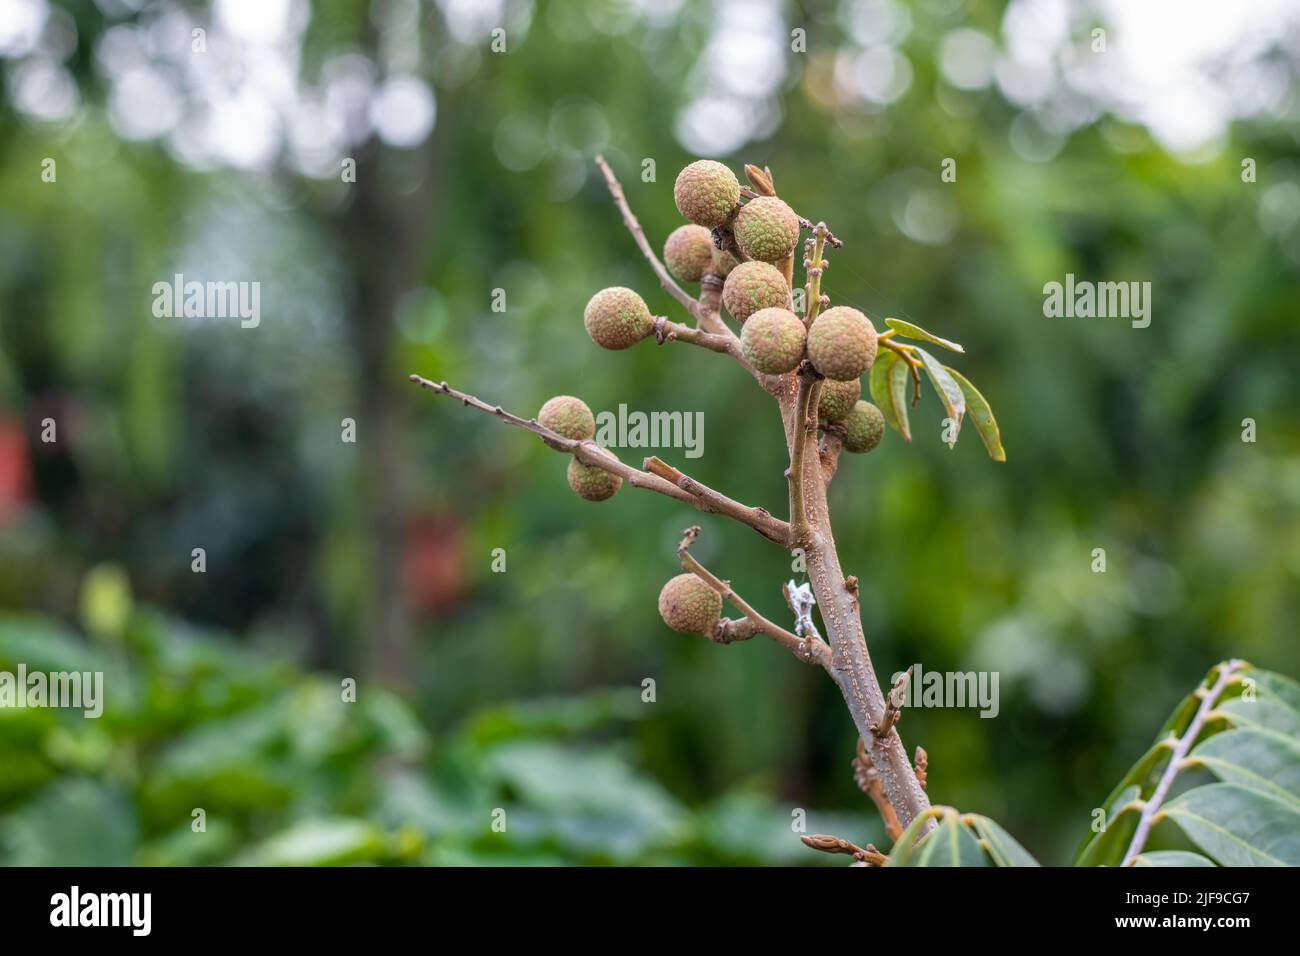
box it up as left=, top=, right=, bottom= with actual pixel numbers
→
left=744, top=163, right=776, bottom=196
left=871, top=666, right=912, bottom=740
left=801, top=834, right=886, bottom=866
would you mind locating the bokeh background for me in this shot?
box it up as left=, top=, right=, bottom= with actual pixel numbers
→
left=1, top=0, right=1298, bottom=866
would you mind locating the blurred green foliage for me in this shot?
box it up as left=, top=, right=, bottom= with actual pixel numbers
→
left=1, top=0, right=1298, bottom=865
left=0, top=603, right=869, bottom=865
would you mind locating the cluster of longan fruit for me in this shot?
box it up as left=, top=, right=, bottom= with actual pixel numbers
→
left=544, top=159, right=887, bottom=509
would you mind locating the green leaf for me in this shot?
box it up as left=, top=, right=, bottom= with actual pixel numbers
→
left=0, top=779, right=136, bottom=866
left=869, top=351, right=911, bottom=442
left=1190, top=727, right=1300, bottom=809
left=1163, top=783, right=1300, bottom=866
left=1074, top=784, right=1143, bottom=867
left=913, top=347, right=965, bottom=444
left=1219, top=670, right=1300, bottom=738
left=1073, top=661, right=1238, bottom=865
left=906, top=815, right=988, bottom=866
left=944, top=367, right=1006, bottom=462
left=245, top=818, right=389, bottom=866
left=460, top=690, right=645, bottom=746
left=885, top=317, right=965, bottom=353
left=1219, top=697, right=1300, bottom=738
left=1253, top=670, right=1300, bottom=718
left=884, top=808, right=945, bottom=866
left=482, top=741, right=687, bottom=861
left=0, top=615, right=114, bottom=674
left=1133, top=851, right=1216, bottom=867
left=967, top=814, right=1040, bottom=866
left=888, top=351, right=913, bottom=440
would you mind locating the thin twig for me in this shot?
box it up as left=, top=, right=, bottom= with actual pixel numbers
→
left=712, top=617, right=761, bottom=644
left=644, top=456, right=790, bottom=546
left=678, top=526, right=829, bottom=668
left=801, top=834, right=886, bottom=866
left=651, top=316, right=740, bottom=355
left=408, top=377, right=788, bottom=542
left=1120, top=660, right=1247, bottom=867
left=595, top=154, right=701, bottom=321
left=596, top=156, right=760, bottom=382
left=696, top=273, right=735, bottom=338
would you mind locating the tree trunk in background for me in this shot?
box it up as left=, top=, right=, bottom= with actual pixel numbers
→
left=333, top=136, right=439, bottom=684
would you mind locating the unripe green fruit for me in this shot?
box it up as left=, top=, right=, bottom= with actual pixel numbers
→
left=722, top=261, right=789, bottom=325
left=842, top=400, right=885, bottom=454
left=538, top=395, right=595, bottom=440
left=807, top=306, right=877, bottom=381
left=657, top=573, right=722, bottom=635
left=663, top=225, right=715, bottom=284
left=817, top=378, right=861, bottom=423
left=711, top=248, right=741, bottom=278
left=734, top=196, right=800, bottom=263
left=584, top=287, right=652, bottom=350
left=741, top=307, right=806, bottom=374
left=673, top=160, right=741, bottom=229
left=567, top=455, right=622, bottom=501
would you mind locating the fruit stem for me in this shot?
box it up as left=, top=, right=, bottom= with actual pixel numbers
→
left=801, top=224, right=830, bottom=328
left=788, top=367, right=820, bottom=547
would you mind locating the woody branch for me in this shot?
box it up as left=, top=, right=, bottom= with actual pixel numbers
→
left=596, top=154, right=773, bottom=385
left=415, top=155, right=935, bottom=839
left=677, top=526, right=829, bottom=668
left=407, top=376, right=790, bottom=545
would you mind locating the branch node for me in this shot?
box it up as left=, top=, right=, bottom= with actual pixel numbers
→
left=853, top=737, right=904, bottom=841
left=643, top=456, right=683, bottom=483
left=678, top=528, right=828, bottom=668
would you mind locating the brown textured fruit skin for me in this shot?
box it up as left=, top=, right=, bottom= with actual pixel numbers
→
left=663, top=225, right=715, bottom=283
left=584, top=287, right=652, bottom=350
left=734, top=196, right=800, bottom=262
left=741, top=308, right=807, bottom=374
left=657, top=573, right=722, bottom=635
left=807, top=306, right=877, bottom=381
left=567, top=455, right=622, bottom=501
left=842, top=400, right=886, bottom=453
left=817, top=378, right=861, bottom=422
left=722, top=261, right=789, bottom=325
left=538, top=396, right=595, bottom=440
left=673, top=160, right=740, bottom=229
